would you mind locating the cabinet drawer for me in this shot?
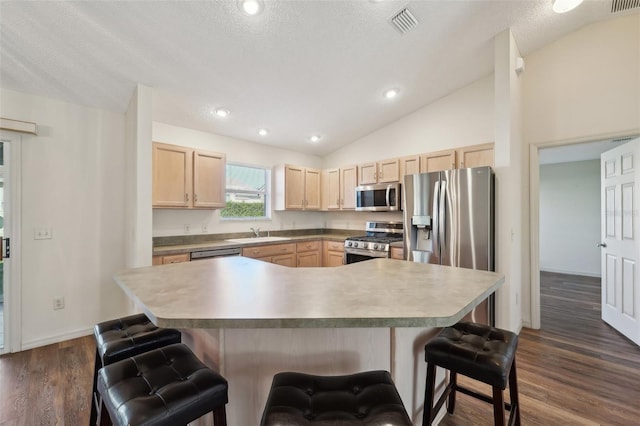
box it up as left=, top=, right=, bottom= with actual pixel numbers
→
left=162, top=253, right=190, bottom=264
left=296, top=241, right=320, bottom=252
left=243, top=243, right=296, bottom=258
left=324, top=240, right=344, bottom=252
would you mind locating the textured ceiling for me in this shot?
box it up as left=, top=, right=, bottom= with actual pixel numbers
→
left=0, top=1, right=630, bottom=156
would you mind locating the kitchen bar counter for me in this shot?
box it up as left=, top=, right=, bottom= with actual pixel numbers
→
left=114, top=257, right=504, bottom=425
left=114, top=257, right=504, bottom=329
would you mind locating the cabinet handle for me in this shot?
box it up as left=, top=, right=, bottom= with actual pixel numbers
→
left=194, top=194, right=198, bottom=202
left=185, top=193, right=189, bottom=202
left=337, top=198, right=340, bottom=206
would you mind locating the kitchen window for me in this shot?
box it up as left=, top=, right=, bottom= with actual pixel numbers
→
left=220, top=163, right=270, bottom=219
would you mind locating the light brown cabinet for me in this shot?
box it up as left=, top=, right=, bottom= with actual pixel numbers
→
left=399, top=155, right=420, bottom=179
left=323, top=240, right=345, bottom=267
left=275, top=165, right=321, bottom=210
left=456, top=143, right=494, bottom=169
left=242, top=243, right=296, bottom=265
left=152, top=253, right=190, bottom=265
left=152, top=142, right=225, bottom=209
left=357, top=159, right=400, bottom=185
left=420, top=149, right=456, bottom=173
left=296, top=241, right=322, bottom=267
left=322, top=165, right=357, bottom=210
left=390, top=247, right=404, bottom=260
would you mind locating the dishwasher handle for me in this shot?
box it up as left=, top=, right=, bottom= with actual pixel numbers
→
left=190, top=248, right=241, bottom=260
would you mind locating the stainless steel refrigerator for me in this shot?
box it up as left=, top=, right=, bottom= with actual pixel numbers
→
left=403, top=166, right=495, bottom=325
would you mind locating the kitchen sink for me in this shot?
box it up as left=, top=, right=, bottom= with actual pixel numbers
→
left=225, top=236, right=291, bottom=243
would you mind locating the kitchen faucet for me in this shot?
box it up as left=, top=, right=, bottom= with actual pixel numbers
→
left=250, top=227, right=260, bottom=238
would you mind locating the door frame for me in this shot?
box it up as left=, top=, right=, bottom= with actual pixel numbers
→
left=0, top=131, right=22, bottom=354
left=529, top=130, right=640, bottom=329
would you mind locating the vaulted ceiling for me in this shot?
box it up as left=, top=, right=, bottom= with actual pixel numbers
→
left=0, top=1, right=633, bottom=156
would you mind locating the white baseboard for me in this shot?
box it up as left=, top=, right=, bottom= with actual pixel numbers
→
left=21, top=327, right=93, bottom=351
left=539, top=267, right=601, bottom=278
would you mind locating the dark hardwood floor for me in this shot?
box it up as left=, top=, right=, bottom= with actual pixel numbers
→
left=1, top=271, right=639, bottom=425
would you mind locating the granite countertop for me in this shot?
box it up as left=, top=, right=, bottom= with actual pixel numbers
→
left=153, top=233, right=350, bottom=256
left=114, top=257, right=504, bottom=329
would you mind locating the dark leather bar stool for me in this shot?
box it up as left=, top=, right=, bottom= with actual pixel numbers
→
left=260, top=370, right=412, bottom=426
left=97, top=343, right=228, bottom=426
left=90, top=313, right=182, bottom=425
left=423, top=322, right=521, bottom=426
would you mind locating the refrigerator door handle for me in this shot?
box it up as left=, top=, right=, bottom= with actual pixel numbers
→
left=439, top=180, right=447, bottom=255
left=432, top=181, right=440, bottom=255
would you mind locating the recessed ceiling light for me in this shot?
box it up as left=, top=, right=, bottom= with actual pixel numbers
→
left=213, top=108, right=230, bottom=118
left=309, top=135, right=321, bottom=143
left=238, top=0, right=264, bottom=15
left=552, top=0, right=584, bottom=13
left=384, top=88, right=399, bottom=99
left=258, top=128, right=268, bottom=136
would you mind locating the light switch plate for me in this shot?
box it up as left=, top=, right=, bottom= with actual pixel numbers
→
left=34, top=227, right=53, bottom=240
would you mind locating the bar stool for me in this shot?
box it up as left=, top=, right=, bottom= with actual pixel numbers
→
left=90, top=313, right=182, bottom=425
left=422, top=322, right=521, bottom=426
left=97, top=343, right=228, bottom=426
left=260, top=370, right=412, bottom=426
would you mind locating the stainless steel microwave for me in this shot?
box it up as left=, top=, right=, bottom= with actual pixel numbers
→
left=355, top=182, right=401, bottom=212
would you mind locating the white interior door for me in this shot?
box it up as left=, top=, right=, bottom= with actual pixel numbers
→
left=601, top=138, right=640, bottom=346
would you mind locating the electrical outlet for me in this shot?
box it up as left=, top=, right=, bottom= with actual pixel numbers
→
left=184, top=224, right=191, bottom=233
left=53, top=297, right=65, bottom=310
left=34, top=227, right=53, bottom=240
left=202, top=223, right=208, bottom=233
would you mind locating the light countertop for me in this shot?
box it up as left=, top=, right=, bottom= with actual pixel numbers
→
left=114, top=257, right=504, bottom=329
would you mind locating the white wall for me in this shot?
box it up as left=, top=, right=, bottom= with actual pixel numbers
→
left=539, top=160, right=601, bottom=277
left=152, top=122, right=326, bottom=236
left=0, top=88, right=128, bottom=349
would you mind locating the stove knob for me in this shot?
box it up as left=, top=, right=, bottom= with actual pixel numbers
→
left=373, top=244, right=379, bottom=250
left=348, top=241, right=353, bottom=247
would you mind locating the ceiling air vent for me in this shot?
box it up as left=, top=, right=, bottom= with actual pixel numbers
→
left=390, top=7, right=418, bottom=34
left=611, top=0, right=640, bottom=13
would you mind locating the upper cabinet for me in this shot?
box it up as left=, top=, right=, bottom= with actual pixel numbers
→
left=275, top=164, right=321, bottom=210
left=152, top=142, right=226, bottom=209
left=456, top=142, right=494, bottom=168
left=358, top=159, right=400, bottom=185
left=399, top=155, right=420, bottom=179
left=322, top=165, right=357, bottom=210
left=420, top=149, right=456, bottom=173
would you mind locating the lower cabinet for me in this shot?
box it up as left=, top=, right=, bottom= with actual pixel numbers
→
left=242, top=243, right=296, bottom=265
left=323, top=240, right=345, bottom=267
left=296, top=241, right=322, bottom=267
left=390, top=247, right=404, bottom=260
left=152, top=253, right=191, bottom=265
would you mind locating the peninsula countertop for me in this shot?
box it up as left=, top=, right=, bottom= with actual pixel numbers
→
left=114, top=257, right=504, bottom=329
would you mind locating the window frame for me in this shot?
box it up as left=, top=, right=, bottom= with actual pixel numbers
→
left=220, top=162, right=271, bottom=221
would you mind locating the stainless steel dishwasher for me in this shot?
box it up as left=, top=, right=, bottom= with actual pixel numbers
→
left=190, top=247, right=242, bottom=260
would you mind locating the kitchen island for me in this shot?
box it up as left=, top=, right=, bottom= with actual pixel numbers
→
left=114, top=256, right=504, bottom=425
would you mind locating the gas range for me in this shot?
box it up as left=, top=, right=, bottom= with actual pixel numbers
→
left=344, top=221, right=403, bottom=262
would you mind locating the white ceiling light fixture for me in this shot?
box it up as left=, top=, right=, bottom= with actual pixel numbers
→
left=258, top=128, right=268, bottom=136
left=309, top=135, right=321, bottom=143
left=384, top=88, right=400, bottom=100
left=238, top=0, right=264, bottom=16
left=213, top=108, right=230, bottom=118
left=552, top=0, right=584, bottom=13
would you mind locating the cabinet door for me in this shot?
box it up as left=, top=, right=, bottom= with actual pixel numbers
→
left=324, top=168, right=341, bottom=210
left=358, top=162, right=377, bottom=185
left=193, top=150, right=226, bottom=208
left=162, top=253, right=190, bottom=264
left=456, top=143, right=494, bottom=169
left=284, top=165, right=305, bottom=209
left=272, top=253, right=296, bottom=267
left=341, top=165, right=358, bottom=210
left=324, top=251, right=344, bottom=267
left=377, top=158, right=400, bottom=183
left=297, top=251, right=321, bottom=267
left=390, top=247, right=404, bottom=260
left=152, top=256, right=163, bottom=266
left=399, top=155, right=420, bottom=179
left=304, top=168, right=322, bottom=210
left=420, top=149, right=456, bottom=173
left=153, top=143, right=192, bottom=207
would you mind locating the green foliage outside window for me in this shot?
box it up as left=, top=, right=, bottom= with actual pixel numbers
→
left=220, top=201, right=265, bottom=218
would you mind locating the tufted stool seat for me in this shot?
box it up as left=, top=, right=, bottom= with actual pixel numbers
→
left=90, top=313, right=182, bottom=425
left=97, top=343, right=228, bottom=426
left=422, top=322, right=521, bottom=426
left=260, top=370, right=412, bottom=426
